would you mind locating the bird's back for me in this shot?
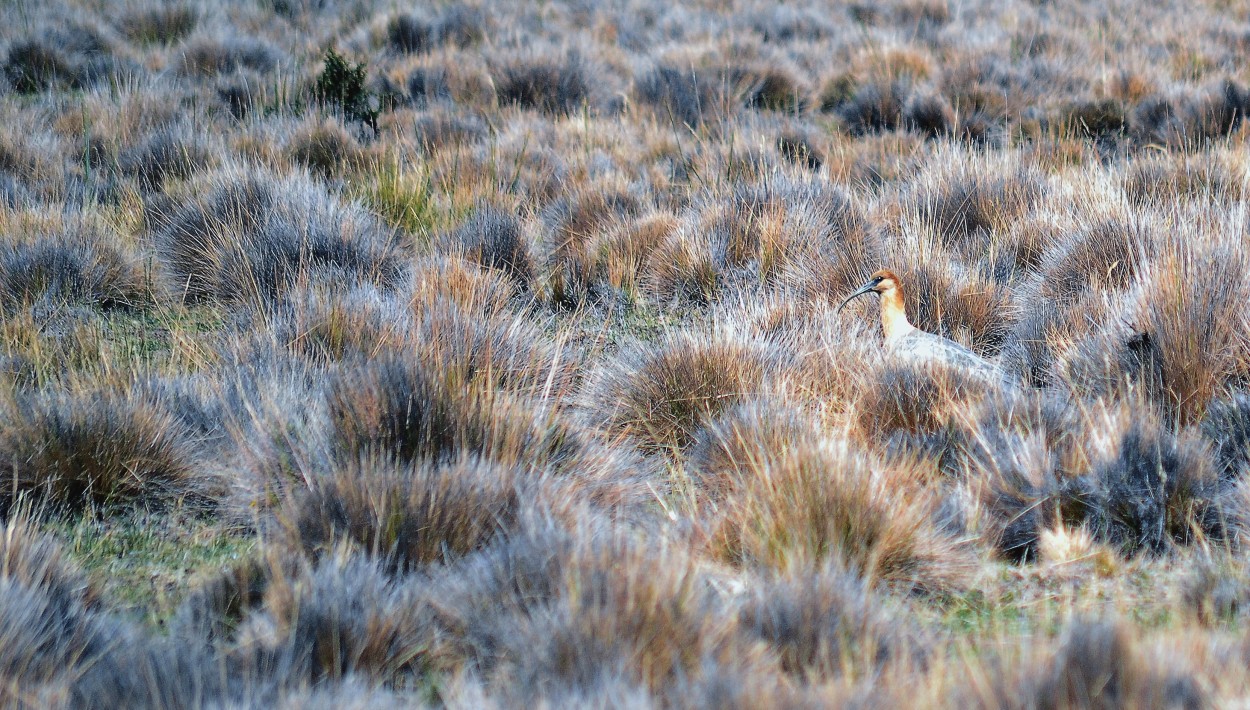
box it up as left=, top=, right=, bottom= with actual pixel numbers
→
left=889, top=330, right=1007, bottom=383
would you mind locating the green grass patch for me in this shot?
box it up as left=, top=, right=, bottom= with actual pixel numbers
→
left=51, top=511, right=255, bottom=627
left=351, top=158, right=444, bottom=242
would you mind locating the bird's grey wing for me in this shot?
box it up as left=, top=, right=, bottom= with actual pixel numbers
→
left=892, top=332, right=1015, bottom=385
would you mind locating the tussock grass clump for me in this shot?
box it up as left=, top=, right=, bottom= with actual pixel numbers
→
left=709, top=434, right=974, bottom=593
left=177, top=35, right=281, bottom=77
left=491, top=532, right=762, bottom=701
left=235, top=554, right=427, bottom=684
left=495, top=52, right=591, bottom=115
left=1072, top=410, right=1223, bottom=555
left=830, top=80, right=908, bottom=135
left=996, top=620, right=1207, bottom=709
left=597, top=211, right=678, bottom=298
left=740, top=562, right=927, bottom=679
left=410, top=256, right=516, bottom=318
left=407, top=285, right=568, bottom=394
left=974, top=429, right=1065, bottom=562
left=284, top=456, right=527, bottom=573
left=1201, top=394, right=1250, bottom=482
left=1000, top=286, right=1128, bottom=391
left=1134, top=244, right=1250, bottom=423
left=1, top=516, right=100, bottom=613
left=1036, top=218, right=1148, bottom=302
left=151, top=165, right=402, bottom=309
left=116, top=4, right=198, bottom=46
left=1180, top=563, right=1250, bottom=624
left=1132, top=80, right=1250, bottom=147
left=246, top=285, right=411, bottom=367
left=635, top=64, right=729, bottom=127
left=776, top=129, right=824, bottom=170
left=648, top=179, right=875, bottom=307
left=1058, top=98, right=1130, bottom=142
left=904, top=162, right=1047, bottom=257
left=539, top=186, right=640, bottom=306
left=904, top=93, right=955, bottom=138
left=286, top=119, right=364, bottom=180
left=411, top=110, right=488, bottom=151
left=393, top=62, right=452, bottom=108
left=583, top=332, right=785, bottom=454
left=2, top=25, right=132, bottom=94
left=0, top=566, right=133, bottom=707
left=733, top=62, right=809, bottom=113
left=976, top=397, right=1227, bottom=559
left=387, top=5, right=487, bottom=54
left=442, top=205, right=533, bottom=288
left=689, top=402, right=816, bottom=502
left=960, top=392, right=1078, bottom=559
left=326, top=355, right=586, bottom=477
left=0, top=519, right=232, bottom=708
left=854, top=361, right=1000, bottom=463
left=0, top=224, right=146, bottom=313
left=4, top=39, right=80, bottom=94
left=642, top=226, right=724, bottom=306
left=1123, top=154, right=1245, bottom=206
left=385, top=13, right=436, bottom=55
left=118, top=127, right=213, bottom=190
left=0, top=389, right=205, bottom=516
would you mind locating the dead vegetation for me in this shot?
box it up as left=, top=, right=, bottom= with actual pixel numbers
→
left=3, top=0, right=1250, bottom=705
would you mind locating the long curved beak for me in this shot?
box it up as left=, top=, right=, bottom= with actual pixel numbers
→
left=837, top=282, right=878, bottom=314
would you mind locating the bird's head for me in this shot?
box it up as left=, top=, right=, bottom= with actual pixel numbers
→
left=837, top=269, right=901, bottom=313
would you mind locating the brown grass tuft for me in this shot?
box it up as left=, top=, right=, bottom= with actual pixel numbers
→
left=583, top=332, right=785, bottom=455
left=0, top=388, right=205, bottom=517
left=709, top=433, right=975, bottom=593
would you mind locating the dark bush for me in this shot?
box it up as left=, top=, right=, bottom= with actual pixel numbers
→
left=314, top=48, right=378, bottom=129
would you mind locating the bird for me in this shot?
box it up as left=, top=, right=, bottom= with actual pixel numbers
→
left=838, top=269, right=1007, bottom=381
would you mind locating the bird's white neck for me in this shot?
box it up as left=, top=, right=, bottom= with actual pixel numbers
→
left=879, top=288, right=915, bottom=346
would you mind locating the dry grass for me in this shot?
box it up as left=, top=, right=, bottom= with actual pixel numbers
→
left=5, top=0, right=1250, bottom=704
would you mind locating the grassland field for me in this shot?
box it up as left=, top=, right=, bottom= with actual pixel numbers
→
left=4, top=0, right=1250, bottom=706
